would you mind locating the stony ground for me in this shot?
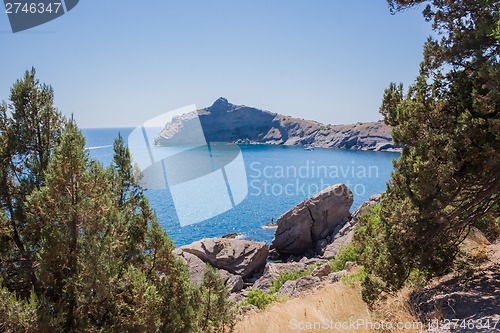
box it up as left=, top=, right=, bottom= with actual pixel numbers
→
left=235, top=239, right=500, bottom=333
left=412, top=241, right=500, bottom=333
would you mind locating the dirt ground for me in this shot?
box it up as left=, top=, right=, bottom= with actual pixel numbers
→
left=411, top=241, right=500, bottom=333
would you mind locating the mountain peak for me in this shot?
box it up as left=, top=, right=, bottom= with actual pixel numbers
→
left=210, top=97, right=230, bottom=111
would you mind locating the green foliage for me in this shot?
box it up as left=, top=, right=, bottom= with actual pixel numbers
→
left=0, top=282, right=39, bottom=333
left=361, top=0, right=500, bottom=294
left=339, top=267, right=386, bottom=306
left=269, top=263, right=318, bottom=294
left=0, top=67, right=63, bottom=299
left=240, top=263, right=320, bottom=309
left=406, top=269, right=428, bottom=288
left=241, top=289, right=280, bottom=310
left=475, top=203, right=500, bottom=241
left=0, top=70, right=234, bottom=332
left=319, top=125, right=331, bottom=131
left=197, top=265, right=235, bottom=333
left=360, top=274, right=385, bottom=306
left=329, top=244, right=358, bottom=272
left=341, top=266, right=369, bottom=285
left=352, top=203, right=399, bottom=285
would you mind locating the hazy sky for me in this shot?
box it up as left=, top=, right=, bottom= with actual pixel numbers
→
left=0, top=1, right=432, bottom=128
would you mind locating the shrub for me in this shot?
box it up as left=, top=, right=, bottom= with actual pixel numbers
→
left=241, top=263, right=320, bottom=309
left=406, top=268, right=427, bottom=288
left=241, top=289, right=279, bottom=309
left=341, top=266, right=368, bottom=285
left=0, top=70, right=235, bottom=332
left=329, top=244, right=358, bottom=272
left=269, top=263, right=318, bottom=294
left=340, top=266, right=385, bottom=306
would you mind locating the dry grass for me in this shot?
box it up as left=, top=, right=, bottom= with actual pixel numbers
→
left=235, top=231, right=497, bottom=333
left=372, top=287, right=423, bottom=332
left=235, top=282, right=421, bottom=333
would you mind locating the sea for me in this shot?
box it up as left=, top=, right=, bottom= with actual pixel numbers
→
left=82, top=128, right=399, bottom=247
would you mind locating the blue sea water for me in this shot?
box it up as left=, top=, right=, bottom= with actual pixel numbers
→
left=82, top=128, right=399, bottom=247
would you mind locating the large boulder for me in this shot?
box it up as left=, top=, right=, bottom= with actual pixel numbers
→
left=174, top=248, right=244, bottom=292
left=173, top=248, right=207, bottom=285
left=271, top=184, right=353, bottom=255
left=322, top=193, right=381, bottom=259
left=178, top=238, right=268, bottom=279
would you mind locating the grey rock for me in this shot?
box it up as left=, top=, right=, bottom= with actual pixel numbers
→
left=299, top=257, right=324, bottom=266
left=173, top=248, right=207, bottom=285
left=178, top=238, right=268, bottom=279
left=237, top=305, right=258, bottom=317
left=278, top=276, right=321, bottom=298
left=229, top=291, right=246, bottom=304
left=221, top=233, right=241, bottom=239
left=155, top=98, right=399, bottom=152
left=252, top=275, right=273, bottom=291
left=226, top=274, right=244, bottom=292
left=322, top=241, right=345, bottom=260
left=174, top=249, right=245, bottom=292
left=217, top=269, right=244, bottom=293
left=253, top=262, right=307, bottom=291
left=315, top=239, right=328, bottom=255
left=311, top=262, right=332, bottom=278
left=271, top=184, right=353, bottom=255
left=286, top=255, right=304, bottom=263
left=268, top=248, right=281, bottom=260
left=327, top=270, right=347, bottom=283
left=322, top=194, right=381, bottom=260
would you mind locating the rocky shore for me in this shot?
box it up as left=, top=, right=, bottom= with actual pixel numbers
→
left=156, top=98, right=400, bottom=152
left=173, top=183, right=500, bottom=332
left=173, top=183, right=380, bottom=301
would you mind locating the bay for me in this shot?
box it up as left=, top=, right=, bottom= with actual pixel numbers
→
left=82, top=128, right=398, bottom=246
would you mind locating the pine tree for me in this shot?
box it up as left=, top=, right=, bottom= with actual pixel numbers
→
left=0, top=67, right=63, bottom=298
left=0, top=70, right=235, bottom=332
left=356, top=0, right=500, bottom=291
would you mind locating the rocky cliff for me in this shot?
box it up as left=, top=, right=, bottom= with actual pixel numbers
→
left=155, top=97, right=399, bottom=151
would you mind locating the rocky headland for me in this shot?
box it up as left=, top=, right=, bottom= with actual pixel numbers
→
left=155, top=98, right=400, bottom=152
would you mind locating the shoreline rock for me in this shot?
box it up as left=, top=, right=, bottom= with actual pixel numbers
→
left=174, top=192, right=382, bottom=298
left=175, top=237, right=268, bottom=280
left=270, top=183, right=353, bottom=256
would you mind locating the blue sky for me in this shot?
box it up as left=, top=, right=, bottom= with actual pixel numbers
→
left=0, top=0, right=432, bottom=128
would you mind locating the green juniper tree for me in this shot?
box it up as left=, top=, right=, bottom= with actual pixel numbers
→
left=355, top=0, right=500, bottom=292
left=0, top=70, right=234, bottom=332
left=0, top=67, right=63, bottom=298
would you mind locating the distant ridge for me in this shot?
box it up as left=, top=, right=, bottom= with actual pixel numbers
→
left=155, top=98, right=399, bottom=152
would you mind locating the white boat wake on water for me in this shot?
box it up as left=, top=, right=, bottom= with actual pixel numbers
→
left=85, top=145, right=113, bottom=151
